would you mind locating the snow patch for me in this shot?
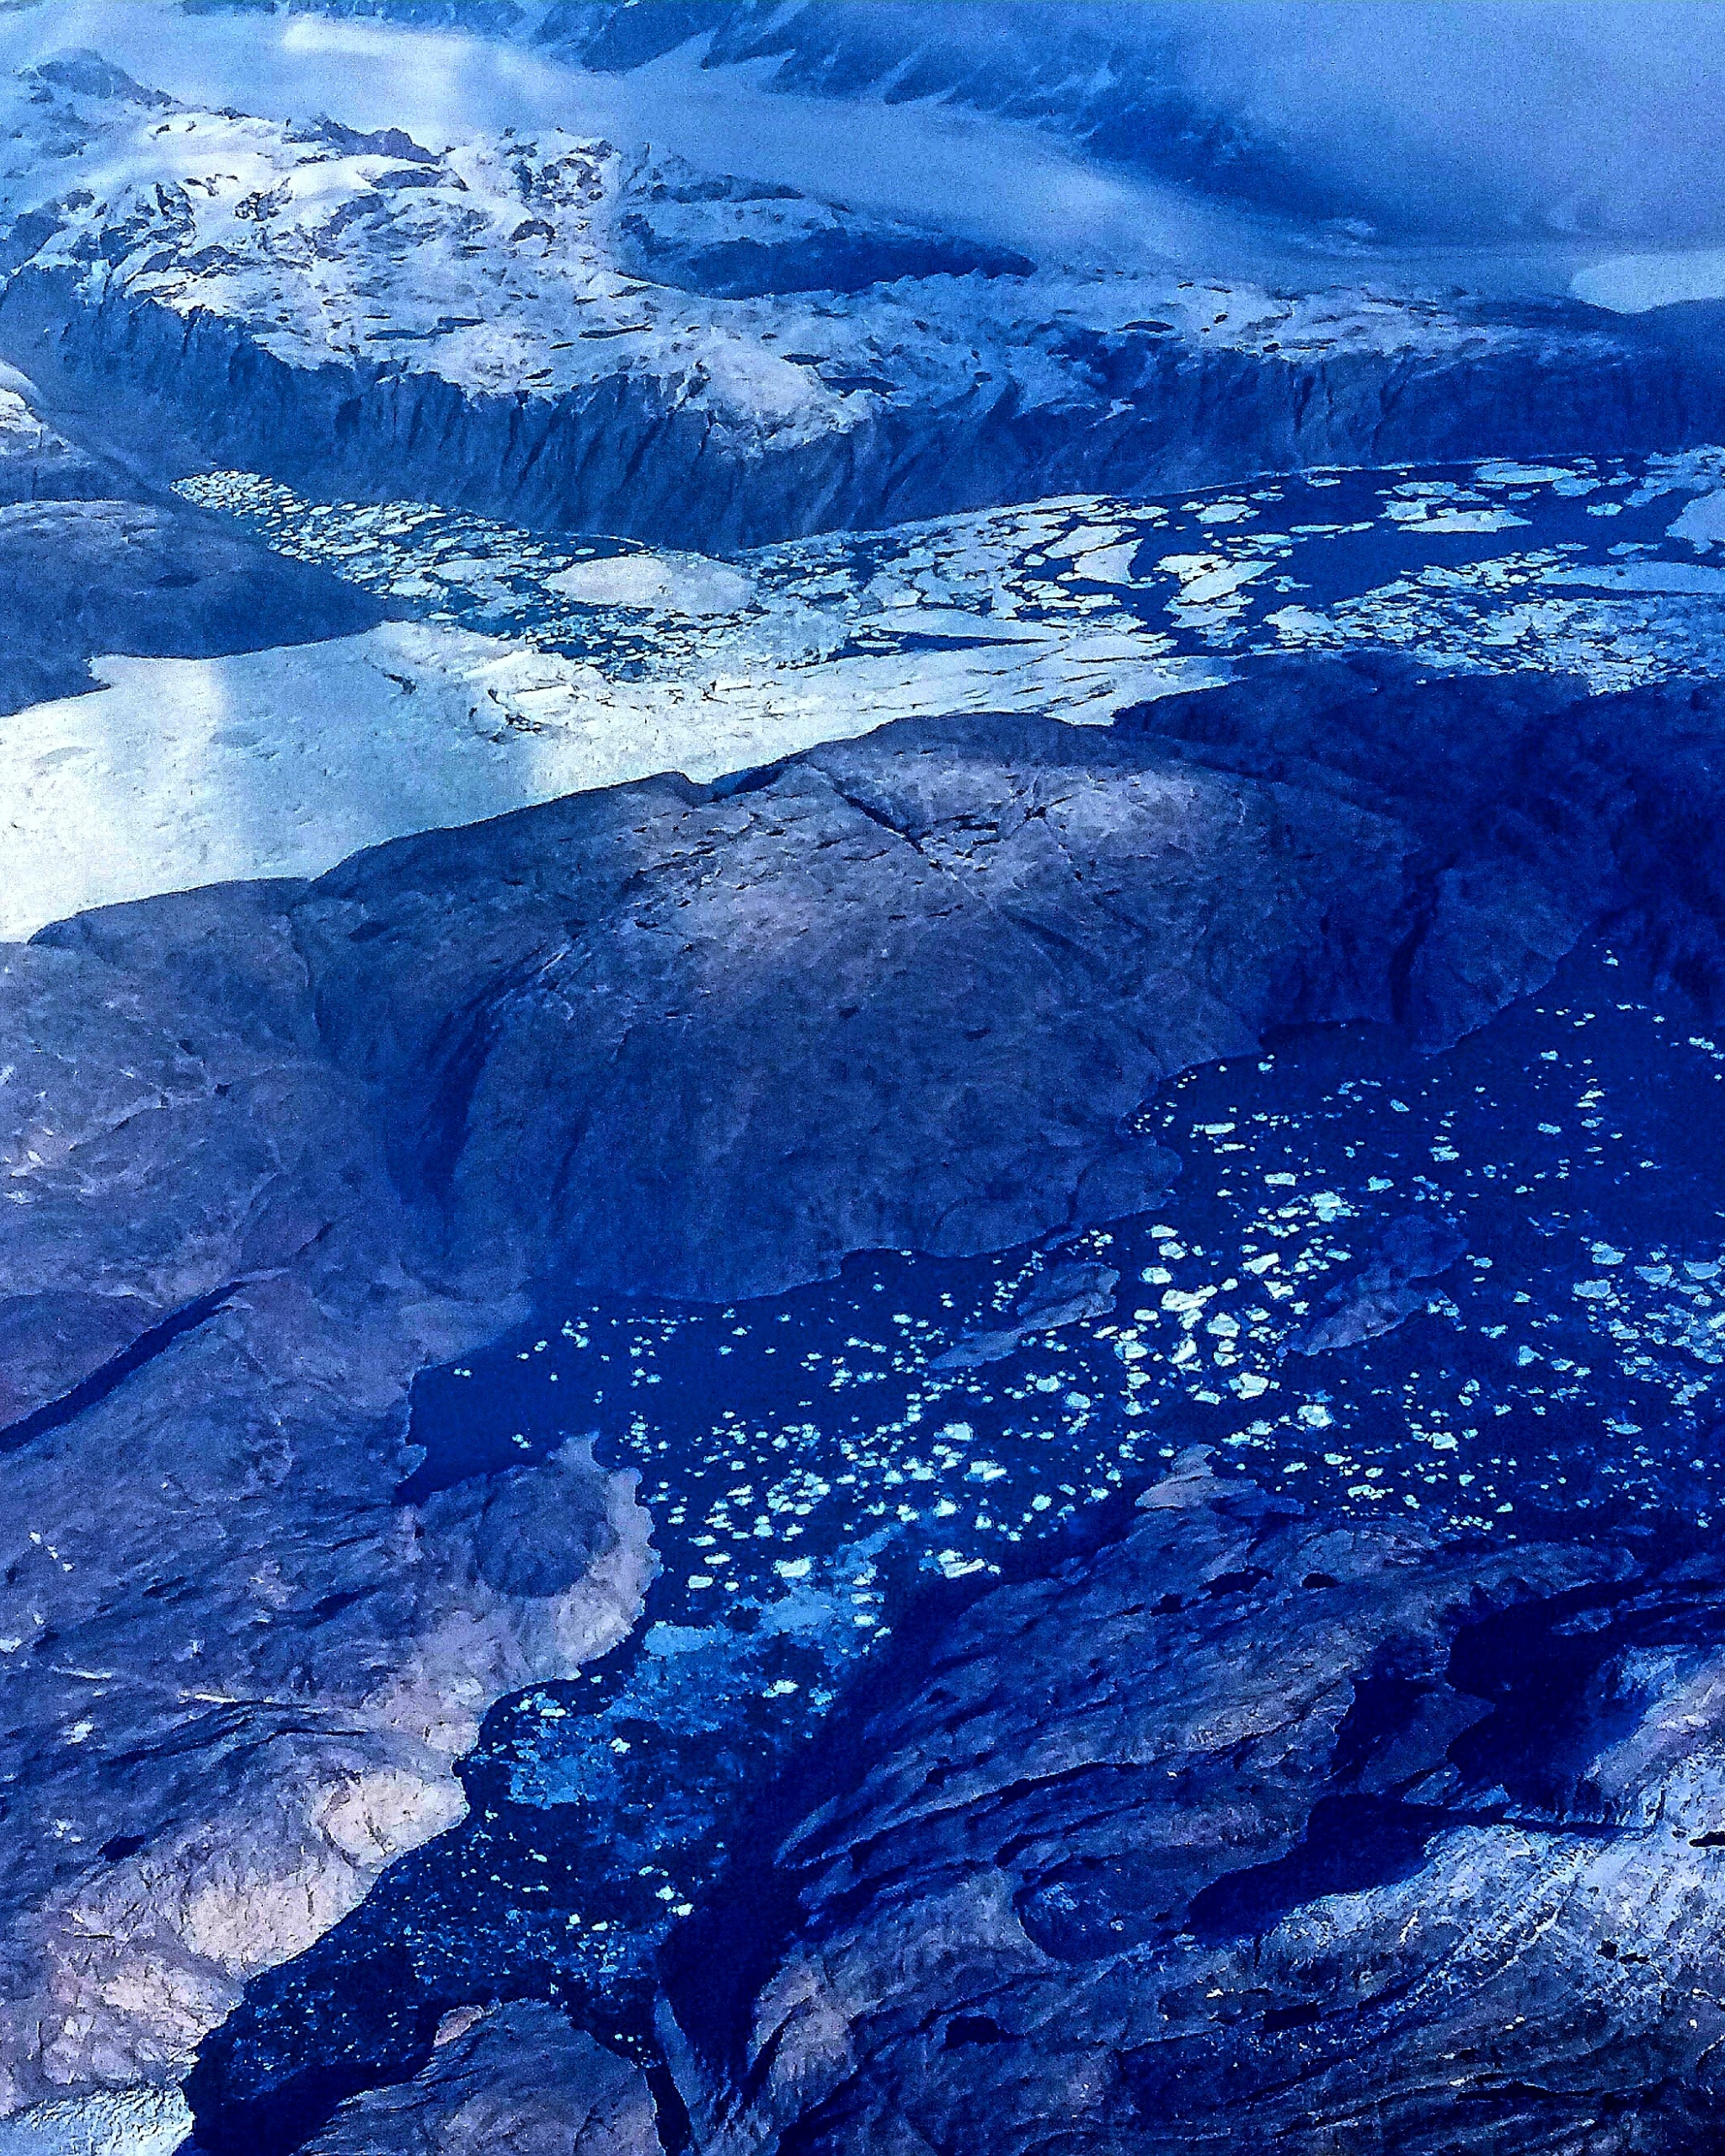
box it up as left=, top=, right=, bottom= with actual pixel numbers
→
left=0, top=617, right=1220, bottom=939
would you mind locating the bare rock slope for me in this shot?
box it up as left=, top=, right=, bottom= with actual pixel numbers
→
left=0, top=892, right=653, bottom=2124
left=663, top=1462, right=1725, bottom=2156
left=3, top=654, right=1725, bottom=2126
left=302, top=2003, right=658, bottom=2156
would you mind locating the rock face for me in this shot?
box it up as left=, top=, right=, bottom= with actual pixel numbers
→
left=300, top=2003, right=658, bottom=2156
left=0, top=362, right=126, bottom=506
left=14, top=258, right=1723, bottom=556
left=0, top=893, right=654, bottom=2121
left=0, top=497, right=384, bottom=712
left=661, top=1462, right=1725, bottom=2155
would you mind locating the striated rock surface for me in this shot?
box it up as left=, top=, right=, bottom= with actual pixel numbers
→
left=662, top=1461, right=1725, bottom=2155
left=300, top=2002, right=658, bottom=2156
left=0, top=894, right=654, bottom=2122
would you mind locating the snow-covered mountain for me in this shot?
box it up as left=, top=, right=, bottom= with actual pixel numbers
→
left=1, top=51, right=1721, bottom=552
left=161, top=0, right=1725, bottom=249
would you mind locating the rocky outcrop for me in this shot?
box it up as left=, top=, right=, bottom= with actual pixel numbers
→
left=933, top=1261, right=1120, bottom=1369
left=612, top=159, right=1034, bottom=298
left=22, top=652, right=1725, bottom=1314
left=1284, top=1213, right=1466, bottom=1356
left=0, top=497, right=384, bottom=712
left=660, top=1460, right=1725, bottom=2155
left=301, top=2003, right=658, bottom=2156
left=291, top=661, right=1725, bottom=1297
left=0, top=896, right=653, bottom=2124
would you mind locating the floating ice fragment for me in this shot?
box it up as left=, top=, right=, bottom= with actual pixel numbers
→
left=1667, top=489, right=1725, bottom=550
left=1474, top=462, right=1578, bottom=486
left=1384, top=503, right=1530, bottom=533
left=936, top=1550, right=985, bottom=1579
left=546, top=551, right=755, bottom=614
left=1545, top=561, right=1725, bottom=595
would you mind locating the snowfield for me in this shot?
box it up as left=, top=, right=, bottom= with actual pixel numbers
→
left=0, top=609, right=1215, bottom=940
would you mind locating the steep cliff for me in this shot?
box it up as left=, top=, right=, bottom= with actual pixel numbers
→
left=3, top=61, right=1721, bottom=551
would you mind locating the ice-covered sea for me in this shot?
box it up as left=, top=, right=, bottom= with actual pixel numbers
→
left=13, top=446, right=1725, bottom=941
left=179, top=444, right=1725, bottom=696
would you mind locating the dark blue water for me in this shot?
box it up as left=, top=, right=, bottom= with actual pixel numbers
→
left=190, top=940, right=1725, bottom=2148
